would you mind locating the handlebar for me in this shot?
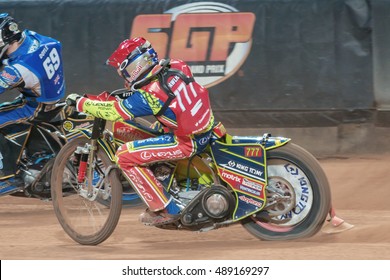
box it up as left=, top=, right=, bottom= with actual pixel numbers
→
left=110, top=88, right=130, bottom=96
left=55, top=102, right=67, bottom=107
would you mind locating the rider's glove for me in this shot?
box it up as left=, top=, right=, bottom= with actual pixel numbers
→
left=66, top=93, right=82, bottom=106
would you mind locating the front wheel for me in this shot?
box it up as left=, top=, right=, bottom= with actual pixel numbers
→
left=51, top=137, right=122, bottom=245
left=241, top=143, right=331, bottom=241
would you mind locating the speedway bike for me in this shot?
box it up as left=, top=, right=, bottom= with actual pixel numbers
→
left=50, top=90, right=332, bottom=245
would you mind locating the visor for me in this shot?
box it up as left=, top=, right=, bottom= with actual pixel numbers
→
left=119, top=47, right=156, bottom=83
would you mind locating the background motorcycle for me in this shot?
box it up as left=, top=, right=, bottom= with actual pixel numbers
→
left=0, top=96, right=142, bottom=208
left=50, top=90, right=332, bottom=245
left=0, top=97, right=94, bottom=199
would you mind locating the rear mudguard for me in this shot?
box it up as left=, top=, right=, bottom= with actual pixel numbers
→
left=228, top=133, right=291, bottom=150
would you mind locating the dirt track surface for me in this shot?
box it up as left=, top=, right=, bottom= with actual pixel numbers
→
left=1, top=155, right=390, bottom=260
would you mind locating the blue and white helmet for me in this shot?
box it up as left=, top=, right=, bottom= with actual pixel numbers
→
left=0, top=13, right=22, bottom=60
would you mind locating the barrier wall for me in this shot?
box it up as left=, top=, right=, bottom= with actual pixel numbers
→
left=1, top=0, right=390, bottom=154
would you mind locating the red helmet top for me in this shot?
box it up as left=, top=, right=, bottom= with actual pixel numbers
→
left=106, top=37, right=158, bottom=85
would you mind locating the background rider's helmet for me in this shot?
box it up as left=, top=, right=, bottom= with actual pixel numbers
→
left=106, top=37, right=158, bottom=85
left=0, top=13, right=22, bottom=60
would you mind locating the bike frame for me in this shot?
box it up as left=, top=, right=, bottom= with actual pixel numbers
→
left=74, top=113, right=293, bottom=222
left=0, top=100, right=94, bottom=196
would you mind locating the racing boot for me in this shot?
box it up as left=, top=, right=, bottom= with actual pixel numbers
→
left=121, top=166, right=180, bottom=226
left=139, top=201, right=180, bottom=226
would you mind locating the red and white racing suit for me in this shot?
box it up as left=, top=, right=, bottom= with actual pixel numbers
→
left=75, top=59, right=215, bottom=213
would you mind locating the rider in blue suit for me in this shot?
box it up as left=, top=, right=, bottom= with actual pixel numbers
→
left=0, top=13, right=65, bottom=181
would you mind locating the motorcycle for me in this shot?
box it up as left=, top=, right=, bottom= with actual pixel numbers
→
left=0, top=97, right=96, bottom=199
left=50, top=90, right=333, bottom=245
left=0, top=96, right=143, bottom=208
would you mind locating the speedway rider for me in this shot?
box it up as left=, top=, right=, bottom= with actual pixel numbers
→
left=66, top=37, right=216, bottom=226
left=0, top=13, right=65, bottom=180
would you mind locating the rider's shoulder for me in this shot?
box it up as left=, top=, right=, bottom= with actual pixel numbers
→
left=167, top=58, right=186, bottom=67
left=167, top=59, right=192, bottom=76
left=23, top=30, right=62, bottom=50
left=25, top=30, right=59, bottom=42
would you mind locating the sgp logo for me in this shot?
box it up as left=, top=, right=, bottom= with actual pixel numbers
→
left=130, top=2, right=256, bottom=88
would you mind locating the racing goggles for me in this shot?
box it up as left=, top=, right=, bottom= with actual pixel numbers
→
left=119, top=46, right=156, bottom=82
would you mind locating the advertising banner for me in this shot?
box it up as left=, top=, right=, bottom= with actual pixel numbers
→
left=0, top=0, right=377, bottom=127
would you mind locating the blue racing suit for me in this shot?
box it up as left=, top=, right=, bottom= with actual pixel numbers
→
left=0, top=29, right=65, bottom=128
left=0, top=30, right=65, bottom=179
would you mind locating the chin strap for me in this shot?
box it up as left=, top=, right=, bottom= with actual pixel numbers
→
left=131, top=59, right=170, bottom=91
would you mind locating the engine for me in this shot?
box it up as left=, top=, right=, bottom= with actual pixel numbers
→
left=180, top=185, right=235, bottom=229
left=151, top=162, right=236, bottom=230
left=19, top=150, right=54, bottom=198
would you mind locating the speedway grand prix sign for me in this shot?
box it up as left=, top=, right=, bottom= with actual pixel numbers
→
left=130, top=2, right=256, bottom=88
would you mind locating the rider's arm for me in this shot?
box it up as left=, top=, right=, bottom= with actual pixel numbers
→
left=75, top=98, right=131, bottom=122
left=0, top=66, right=24, bottom=95
left=75, top=90, right=157, bottom=122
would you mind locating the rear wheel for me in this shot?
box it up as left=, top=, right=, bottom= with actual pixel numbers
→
left=51, top=137, right=122, bottom=245
left=241, top=143, right=331, bottom=240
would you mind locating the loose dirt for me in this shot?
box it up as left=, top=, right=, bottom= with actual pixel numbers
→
left=1, top=155, right=389, bottom=260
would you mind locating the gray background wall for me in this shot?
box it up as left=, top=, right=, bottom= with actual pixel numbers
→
left=1, top=0, right=390, bottom=155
